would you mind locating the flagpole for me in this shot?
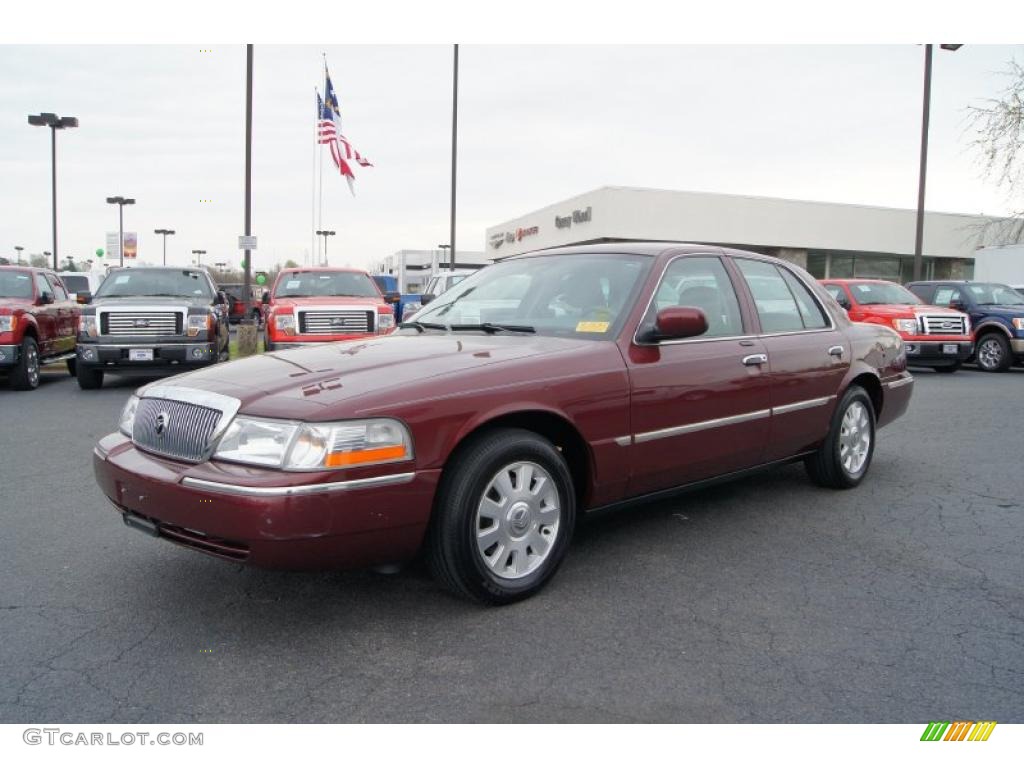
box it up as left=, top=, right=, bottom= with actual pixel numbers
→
left=312, top=88, right=317, bottom=268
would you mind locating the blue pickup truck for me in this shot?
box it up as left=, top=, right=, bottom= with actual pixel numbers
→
left=907, top=280, right=1024, bottom=372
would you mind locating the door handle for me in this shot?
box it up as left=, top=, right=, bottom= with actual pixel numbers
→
left=742, top=353, right=768, bottom=366
left=828, top=345, right=844, bottom=358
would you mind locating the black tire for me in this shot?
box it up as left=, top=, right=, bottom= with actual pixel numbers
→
left=66, top=357, right=76, bottom=376
left=264, top=336, right=275, bottom=352
left=10, top=337, right=40, bottom=391
left=425, top=428, right=577, bottom=605
left=76, top=363, right=104, bottom=390
left=975, top=333, right=1011, bottom=372
left=805, top=385, right=876, bottom=490
left=931, top=362, right=961, bottom=373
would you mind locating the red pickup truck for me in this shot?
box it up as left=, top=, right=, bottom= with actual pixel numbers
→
left=0, top=266, right=81, bottom=389
left=262, top=267, right=396, bottom=351
left=821, top=279, right=972, bottom=372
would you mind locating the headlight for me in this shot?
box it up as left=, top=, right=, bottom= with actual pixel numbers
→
left=273, top=313, right=296, bottom=334
left=1013, top=318, right=1024, bottom=331
left=119, top=396, right=140, bottom=437
left=79, top=315, right=98, bottom=337
left=377, top=312, right=395, bottom=331
left=892, top=318, right=918, bottom=334
left=213, top=416, right=413, bottom=470
left=187, top=314, right=212, bottom=338
left=0, top=316, right=14, bottom=334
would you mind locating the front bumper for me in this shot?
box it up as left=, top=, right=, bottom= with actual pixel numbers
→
left=92, top=433, right=438, bottom=569
left=0, top=344, right=19, bottom=368
left=267, top=332, right=379, bottom=348
left=77, top=341, right=217, bottom=370
left=904, top=340, right=973, bottom=366
left=1012, top=338, right=1024, bottom=355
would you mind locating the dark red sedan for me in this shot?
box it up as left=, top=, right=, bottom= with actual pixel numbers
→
left=93, top=244, right=913, bottom=603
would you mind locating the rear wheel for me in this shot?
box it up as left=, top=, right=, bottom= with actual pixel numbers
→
left=975, top=333, right=1011, bottom=372
left=426, top=428, right=576, bottom=604
left=806, top=385, right=876, bottom=489
left=10, top=337, right=40, bottom=390
left=76, top=364, right=104, bottom=390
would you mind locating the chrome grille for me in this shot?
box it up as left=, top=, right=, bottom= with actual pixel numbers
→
left=298, top=310, right=373, bottom=335
left=103, top=311, right=182, bottom=337
left=132, top=397, right=223, bottom=463
left=920, top=314, right=967, bottom=335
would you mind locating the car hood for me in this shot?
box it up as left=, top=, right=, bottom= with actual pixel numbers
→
left=856, top=303, right=958, bottom=316
left=89, top=295, right=203, bottom=308
left=143, top=333, right=606, bottom=419
left=0, top=298, right=34, bottom=313
left=271, top=296, right=384, bottom=309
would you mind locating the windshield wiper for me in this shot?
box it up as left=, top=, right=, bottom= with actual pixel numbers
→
left=398, top=321, right=451, bottom=332
left=449, top=323, right=536, bottom=334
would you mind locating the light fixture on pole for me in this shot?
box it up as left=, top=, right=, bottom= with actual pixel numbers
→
left=912, top=44, right=963, bottom=282
left=14, top=246, right=24, bottom=265
left=154, top=228, right=175, bottom=266
left=316, top=230, right=335, bottom=264
left=106, top=196, right=135, bottom=267
left=438, top=244, right=451, bottom=270
left=191, top=249, right=206, bottom=266
left=28, top=112, right=78, bottom=271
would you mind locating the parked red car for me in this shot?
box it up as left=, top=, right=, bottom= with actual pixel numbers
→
left=0, top=266, right=80, bottom=389
left=94, top=245, right=912, bottom=603
left=262, top=267, right=395, bottom=351
left=821, top=279, right=972, bottom=373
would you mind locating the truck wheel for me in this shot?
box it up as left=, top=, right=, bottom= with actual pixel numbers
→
left=66, top=357, right=77, bottom=376
left=805, top=385, right=876, bottom=490
left=76, top=364, right=104, bottom=390
left=975, top=333, right=1011, bottom=372
left=425, top=428, right=576, bottom=605
left=10, top=337, right=40, bottom=390
left=931, top=362, right=960, bottom=373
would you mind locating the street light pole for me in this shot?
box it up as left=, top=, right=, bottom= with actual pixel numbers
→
left=449, top=44, right=459, bottom=273
left=243, top=43, right=254, bottom=319
left=28, top=112, right=78, bottom=271
left=14, top=246, right=24, bottom=265
left=438, top=244, right=450, bottom=270
left=913, top=44, right=962, bottom=282
left=315, top=230, right=335, bottom=264
left=191, top=249, right=206, bottom=266
left=106, top=196, right=135, bottom=267
left=154, top=229, right=175, bottom=266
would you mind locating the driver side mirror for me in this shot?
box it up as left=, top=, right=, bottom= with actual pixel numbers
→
left=949, top=300, right=965, bottom=311
left=38, top=291, right=54, bottom=306
left=643, top=307, right=708, bottom=342
left=76, top=291, right=92, bottom=305
left=383, top=291, right=401, bottom=305
left=261, top=291, right=271, bottom=304
left=215, top=291, right=228, bottom=306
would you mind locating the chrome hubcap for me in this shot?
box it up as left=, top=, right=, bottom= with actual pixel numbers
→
left=839, top=401, right=871, bottom=476
left=475, top=461, right=560, bottom=580
left=978, top=339, right=1002, bottom=370
left=26, top=347, right=38, bottom=386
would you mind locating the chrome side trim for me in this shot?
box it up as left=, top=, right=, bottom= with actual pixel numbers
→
left=886, top=375, right=914, bottom=390
left=771, top=395, right=835, bottom=416
left=180, top=471, right=416, bottom=497
left=633, top=409, right=771, bottom=444
left=613, top=435, right=633, bottom=447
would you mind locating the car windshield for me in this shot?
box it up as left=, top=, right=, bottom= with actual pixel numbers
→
left=965, top=283, right=1024, bottom=306
left=410, top=253, right=652, bottom=338
left=0, top=271, right=33, bottom=299
left=274, top=271, right=379, bottom=299
left=848, top=282, right=921, bottom=305
left=95, top=269, right=214, bottom=299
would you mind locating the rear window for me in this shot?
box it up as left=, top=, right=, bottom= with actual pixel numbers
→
left=62, top=275, right=90, bottom=294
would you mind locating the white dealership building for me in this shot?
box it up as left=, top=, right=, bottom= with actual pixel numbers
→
left=485, top=186, right=1008, bottom=282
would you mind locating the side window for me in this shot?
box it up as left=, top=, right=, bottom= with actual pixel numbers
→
left=780, top=269, right=829, bottom=329
left=933, top=286, right=960, bottom=306
left=823, top=284, right=850, bottom=309
left=736, top=259, right=810, bottom=334
left=908, top=284, right=933, bottom=303
left=46, top=275, right=69, bottom=302
left=34, top=274, right=51, bottom=299
left=651, top=256, right=744, bottom=338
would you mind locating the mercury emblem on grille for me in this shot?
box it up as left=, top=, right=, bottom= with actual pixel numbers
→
left=155, top=411, right=170, bottom=437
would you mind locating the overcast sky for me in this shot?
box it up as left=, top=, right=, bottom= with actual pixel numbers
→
left=1, top=44, right=1022, bottom=271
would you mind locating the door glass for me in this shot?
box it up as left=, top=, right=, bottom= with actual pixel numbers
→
left=652, top=256, right=744, bottom=338
left=46, top=275, right=69, bottom=302
left=34, top=274, right=51, bottom=299
left=735, top=259, right=805, bottom=333
left=932, top=286, right=960, bottom=306
left=779, top=269, right=829, bottom=329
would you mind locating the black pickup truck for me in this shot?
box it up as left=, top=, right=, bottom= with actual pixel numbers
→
left=75, top=267, right=230, bottom=389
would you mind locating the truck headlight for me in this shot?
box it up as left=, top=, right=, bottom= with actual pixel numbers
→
left=0, top=316, right=13, bottom=334
left=187, top=314, right=212, bottom=338
left=377, top=312, right=395, bottom=332
left=213, top=417, right=413, bottom=470
left=1013, top=318, right=1024, bottom=331
left=79, top=315, right=98, bottom=338
left=891, top=318, right=918, bottom=334
left=119, top=395, right=140, bottom=437
left=273, top=313, right=296, bottom=335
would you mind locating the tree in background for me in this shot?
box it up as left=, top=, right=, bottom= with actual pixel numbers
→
left=29, top=254, right=48, bottom=268
left=284, top=259, right=299, bottom=269
left=969, top=60, right=1024, bottom=243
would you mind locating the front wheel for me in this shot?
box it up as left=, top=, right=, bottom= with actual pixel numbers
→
left=76, top=364, right=104, bottom=390
left=975, top=333, right=1011, bottom=372
left=10, top=337, right=40, bottom=390
left=426, top=428, right=577, bottom=605
left=805, top=385, right=876, bottom=489
left=65, top=357, right=77, bottom=376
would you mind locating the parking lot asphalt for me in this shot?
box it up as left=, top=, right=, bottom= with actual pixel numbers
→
left=1, top=363, right=1022, bottom=723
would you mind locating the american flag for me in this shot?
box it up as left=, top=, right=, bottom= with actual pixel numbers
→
left=318, top=70, right=372, bottom=195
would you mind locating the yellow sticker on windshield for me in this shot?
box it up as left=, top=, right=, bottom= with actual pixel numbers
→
left=576, top=321, right=610, bottom=333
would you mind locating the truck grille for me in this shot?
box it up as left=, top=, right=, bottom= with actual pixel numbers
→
left=102, top=311, right=182, bottom=337
left=298, top=310, right=374, bottom=335
left=132, top=397, right=223, bottom=463
left=920, top=314, right=967, bottom=335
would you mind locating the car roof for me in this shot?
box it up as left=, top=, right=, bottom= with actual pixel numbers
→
left=504, top=242, right=798, bottom=268
left=279, top=266, right=367, bottom=274
left=0, top=265, right=45, bottom=273
left=821, top=278, right=896, bottom=284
